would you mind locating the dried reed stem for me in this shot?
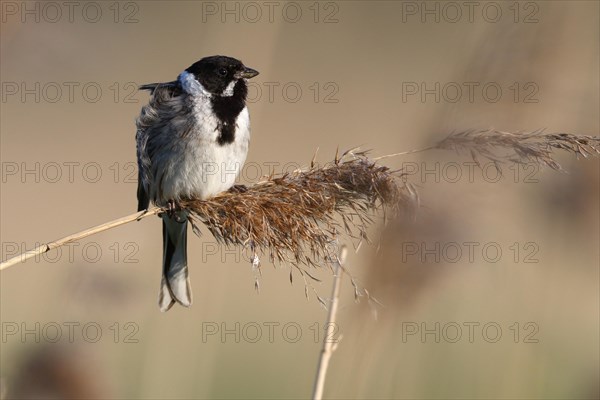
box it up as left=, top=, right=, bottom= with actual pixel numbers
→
left=312, top=245, right=347, bottom=400
left=0, top=208, right=161, bottom=271
left=0, top=151, right=411, bottom=274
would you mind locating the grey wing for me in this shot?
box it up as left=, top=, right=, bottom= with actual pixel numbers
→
left=135, top=81, right=186, bottom=211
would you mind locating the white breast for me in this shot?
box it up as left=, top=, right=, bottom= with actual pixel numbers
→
left=158, top=102, right=250, bottom=202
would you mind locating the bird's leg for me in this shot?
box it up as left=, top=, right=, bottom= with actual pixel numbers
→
left=166, top=199, right=176, bottom=218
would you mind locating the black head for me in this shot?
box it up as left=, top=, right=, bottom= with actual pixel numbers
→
left=185, top=55, right=259, bottom=96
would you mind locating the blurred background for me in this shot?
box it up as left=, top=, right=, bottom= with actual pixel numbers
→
left=1, top=1, right=598, bottom=399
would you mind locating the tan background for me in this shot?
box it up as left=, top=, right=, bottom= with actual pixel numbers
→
left=1, top=1, right=598, bottom=399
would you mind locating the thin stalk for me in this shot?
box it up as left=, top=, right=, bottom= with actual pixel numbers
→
left=312, top=245, right=348, bottom=400
left=0, top=207, right=161, bottom=271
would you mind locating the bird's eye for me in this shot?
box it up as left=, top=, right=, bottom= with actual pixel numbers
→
left=218, top=68, right=228, bottom=77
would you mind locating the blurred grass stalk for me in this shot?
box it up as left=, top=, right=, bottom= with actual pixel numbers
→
left=312, top=245, right=347, bottom=400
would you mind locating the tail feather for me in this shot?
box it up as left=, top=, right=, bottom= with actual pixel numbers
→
left=159, top=275, right=175, bottom=312
left=160, top=213, right=192, bottom=312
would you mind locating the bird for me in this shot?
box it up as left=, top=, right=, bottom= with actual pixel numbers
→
left=135, top=56, right=259, bottom=311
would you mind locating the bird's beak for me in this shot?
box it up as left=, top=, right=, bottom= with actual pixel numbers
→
left=238, top=67, right=259, bottom=79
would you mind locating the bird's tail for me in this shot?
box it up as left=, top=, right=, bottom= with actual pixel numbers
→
left=159, top=212, right=192, bottom=312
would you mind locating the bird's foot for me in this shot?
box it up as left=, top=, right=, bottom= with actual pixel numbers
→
left=165, top=200, right=177, bottom=218
left=230, top=184, right=248, bottom=194
left=165, top=200, right=187, bottom=223
left=165, top=200, right=180, bottom=218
